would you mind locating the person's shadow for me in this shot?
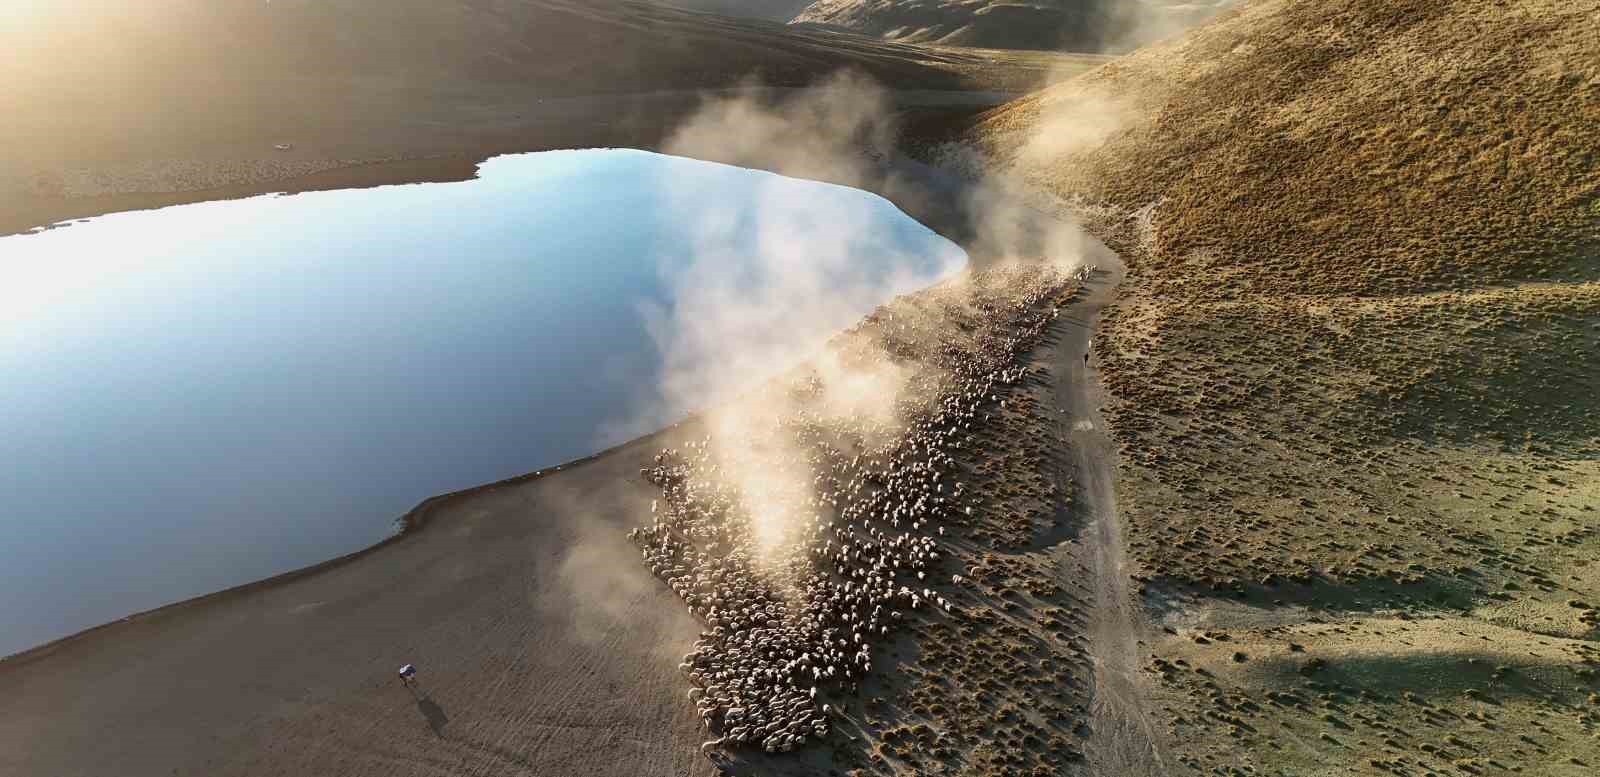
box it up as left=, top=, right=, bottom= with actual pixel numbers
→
left=404, top=682, right=450, bottom=737
left=417, top=696, right=449, bottom=737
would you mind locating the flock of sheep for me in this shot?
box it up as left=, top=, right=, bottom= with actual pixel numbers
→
left=629, top=266, right=1076, bottom=758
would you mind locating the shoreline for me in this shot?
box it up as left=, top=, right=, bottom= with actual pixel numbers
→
left=0, top=119, right=988, bottom=665
left=0, top=419, right=683, bottom=667
left=0, top=102, right=1116, bottom=777
left=4, top=155, right=486, bottom=239
left=2, top=88, right=1007, bottom=239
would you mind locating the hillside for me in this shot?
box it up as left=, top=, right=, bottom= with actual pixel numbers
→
left=792, top=0, right=1231, bottom=52
left=669, top=0, right=816, bottom=20
left=5, top=0, right=1597, bottom=774
left=1, top=0, right=971, bottom=166
left=970, top=0, right=1600, bottom=773
left=1, top=0, right=1076, bottom=235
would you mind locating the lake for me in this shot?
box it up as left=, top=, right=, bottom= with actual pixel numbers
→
left=0, top=148, right=964, bottom=657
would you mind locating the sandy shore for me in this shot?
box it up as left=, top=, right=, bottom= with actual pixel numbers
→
left=0, top=423, right=725, bottom=777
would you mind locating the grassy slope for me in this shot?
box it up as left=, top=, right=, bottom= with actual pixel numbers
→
left=972, top=0, right=1600, bottom=773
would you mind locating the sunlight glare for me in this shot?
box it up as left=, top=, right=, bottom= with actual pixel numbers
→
left=0, top=199, right=269, bottom=343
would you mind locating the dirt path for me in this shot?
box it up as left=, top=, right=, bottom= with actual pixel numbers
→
left=885, top=153, right=1172, bottom=771
left=1049, top=263, right=1173, bottom=776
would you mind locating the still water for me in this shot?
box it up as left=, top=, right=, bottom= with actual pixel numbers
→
left=0, top=149, right=964, bottom=656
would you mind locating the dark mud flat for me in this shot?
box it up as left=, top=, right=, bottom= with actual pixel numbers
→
left=0, top=426, right=719, bottom=777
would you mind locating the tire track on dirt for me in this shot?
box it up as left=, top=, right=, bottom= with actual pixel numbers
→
left=1049, top=263, right=1173, bottom=776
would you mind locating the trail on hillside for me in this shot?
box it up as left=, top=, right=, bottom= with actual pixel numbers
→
left=1049, top=264, right=1172, bottom=776
left=881, top=152, right=1169, bottom=772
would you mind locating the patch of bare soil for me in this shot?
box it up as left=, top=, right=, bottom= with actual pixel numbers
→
left=0, top=426, right=725, bottom=777
left=1052, top=265, right=1176, bottom=776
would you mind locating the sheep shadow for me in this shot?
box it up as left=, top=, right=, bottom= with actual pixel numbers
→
left=417, top=696, right=449, bottom=737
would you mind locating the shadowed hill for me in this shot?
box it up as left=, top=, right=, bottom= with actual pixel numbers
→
left=1, top=0, right=971, bottom=92
left=667, top=0, right=816, bottom=21
left=0, top=0, right=1010, bottom=171
left=969, top=0, right=1600, bottom=772
left=792, top=0, right=1231, bottom=51
left=1, top=0, right=1084, bottom=235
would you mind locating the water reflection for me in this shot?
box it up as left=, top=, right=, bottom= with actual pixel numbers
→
left=0, top=149, right=963, bottom=656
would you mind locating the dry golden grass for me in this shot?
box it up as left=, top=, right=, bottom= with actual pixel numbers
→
left=1148, top=614, right=1600, bottom=775
left=975, top=0, right=1599, bottom=296
left=1099, top=283, right=1600, bottom=600
left=965, top=0, right=1600, bottom=772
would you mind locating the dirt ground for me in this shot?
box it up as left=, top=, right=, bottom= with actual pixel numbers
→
left=1051, top=264, right=1176, bottom=776
left=0, top=425, right=722, bottom=777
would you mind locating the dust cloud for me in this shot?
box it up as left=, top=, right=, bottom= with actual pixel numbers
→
left=1094, top=0, right=1235, bottom=53
left=1014, top=0, right=1224, bottom=167
left=545, top=1, right=1177, bottom=756
left=637, top=73, right=959, bottom=573
left=548, top=485, right=703, bottom=665
left=1012, top=83, right=1134, bottom=170
left=613, top=71, right=959, bottom=443
left=923, top=0, right=1207, bottom=256
left=560, top=73, right=973, bottom=634
left=550, top=47, right=1125, bottom=664
left=610, top=71, right=1105, bottom=583
left=549, top=64, right=1118, bottom=752
left=664, top=72, right=903, bottom=194
left=555, top=523, right=679, bottom=649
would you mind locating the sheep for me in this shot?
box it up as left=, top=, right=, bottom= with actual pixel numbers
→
left=628, top=268, right=1073, bottom=760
